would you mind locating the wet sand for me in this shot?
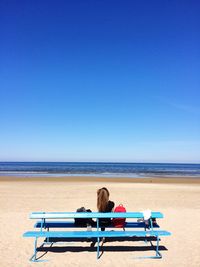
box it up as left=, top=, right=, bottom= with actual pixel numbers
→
left=1, top=175, right=200, bottom=184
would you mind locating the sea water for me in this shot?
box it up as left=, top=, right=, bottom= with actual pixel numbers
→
left=0, top=162, right=200, bottom=178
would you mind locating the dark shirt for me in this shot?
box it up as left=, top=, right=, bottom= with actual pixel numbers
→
left=104, top=200, right=115, bottom=212
left=99, top=200, right=115, bottom=227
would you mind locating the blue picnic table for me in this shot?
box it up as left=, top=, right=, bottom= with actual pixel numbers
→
left=23, top=211, right=171, bottom=262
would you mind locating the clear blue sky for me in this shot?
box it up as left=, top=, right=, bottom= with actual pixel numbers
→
left=0, top=0, right=200, bottom=163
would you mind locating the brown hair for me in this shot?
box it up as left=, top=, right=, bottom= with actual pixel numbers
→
left=97, top=187, right=110, bottom=212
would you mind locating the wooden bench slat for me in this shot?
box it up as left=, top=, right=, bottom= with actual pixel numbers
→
left=23, top=230, right=171, bottom=238
left=34, top=221, right=160, bottom=229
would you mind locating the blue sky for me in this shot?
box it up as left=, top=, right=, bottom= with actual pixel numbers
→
left=0, top=0, right=200, bottom=163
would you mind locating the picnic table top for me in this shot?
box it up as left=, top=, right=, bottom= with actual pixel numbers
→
left=30, top=211, right=163, bottom=219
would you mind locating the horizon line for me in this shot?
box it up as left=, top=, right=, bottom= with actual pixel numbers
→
left=0, top=161, right=199, bottom=165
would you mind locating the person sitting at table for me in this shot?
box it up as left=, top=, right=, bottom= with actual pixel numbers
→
left=97, top=187, right=115, bottom=230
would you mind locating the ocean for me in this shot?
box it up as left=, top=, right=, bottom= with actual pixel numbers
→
left=0, top=162, right=200, bottom=178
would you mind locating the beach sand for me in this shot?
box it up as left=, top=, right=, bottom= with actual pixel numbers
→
left=0, top=176, right=200, bottom=267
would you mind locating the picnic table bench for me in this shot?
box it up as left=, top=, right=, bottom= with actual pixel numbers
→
left=23, top=211, right=171, bottom=262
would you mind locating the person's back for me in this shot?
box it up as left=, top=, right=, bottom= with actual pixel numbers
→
left=97, top=187, right=114, bottom=229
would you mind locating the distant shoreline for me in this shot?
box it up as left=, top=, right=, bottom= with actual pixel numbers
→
left=1, top=175, right=200, bottom=184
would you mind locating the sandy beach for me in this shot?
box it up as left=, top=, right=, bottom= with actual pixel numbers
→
left=0, top=176, right=200, bottom=267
